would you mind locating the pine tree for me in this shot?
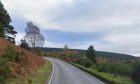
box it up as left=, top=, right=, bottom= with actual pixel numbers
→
left=20, top=39, right=30, bottom=50
left=0, top=1, right=17, bottom=43
left=86, top=45, right=97, bottom=63
left=63, top=44, right=70, bottom=56
left=64, top=44, right=69, bottom=49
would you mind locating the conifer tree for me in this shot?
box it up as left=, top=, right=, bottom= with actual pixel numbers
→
left=0, top=1, right=17, bottom=43
left=86, top=45, right=97, bottom=63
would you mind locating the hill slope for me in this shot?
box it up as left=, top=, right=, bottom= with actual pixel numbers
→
left=0, top=38, right=45, bottom=82
left=40, top=47, right=136, bottom=60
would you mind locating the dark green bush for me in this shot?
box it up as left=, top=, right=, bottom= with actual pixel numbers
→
left=0, top=46, right=18, bottom=83
left=97, top=64, right=109, bottom=72
left=2, top=46, right=19, bottom=61
left=83, top=59, right=93, bottom=68
left=131, top=64, right=140, bottom=84
left=96, top=63, right=132, bottom=76
left=74, top=57, right=93, bottom=68
left=0, top=57, right=10, bottom=84
left=75, top=58, right=86, bottom=65
left=20, top=39, right=30, bottom=50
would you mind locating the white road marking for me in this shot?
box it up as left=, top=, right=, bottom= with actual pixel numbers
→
left=48, top=63, right=54, bottom=84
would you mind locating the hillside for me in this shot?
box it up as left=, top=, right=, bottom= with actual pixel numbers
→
left=40, top=47, right=136, bottom=61
left=0, top=38, right=45, bottom=66
left=0, top=38, right=45, bottom=83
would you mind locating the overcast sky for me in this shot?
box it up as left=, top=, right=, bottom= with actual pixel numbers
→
left=2, top=0, right=140, bottom=56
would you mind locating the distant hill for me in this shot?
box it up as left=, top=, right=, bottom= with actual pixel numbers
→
left=40, top=47, right=136, bottom=61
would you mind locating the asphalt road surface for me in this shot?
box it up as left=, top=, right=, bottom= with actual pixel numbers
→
left=46, top=57, right=105, bottom=84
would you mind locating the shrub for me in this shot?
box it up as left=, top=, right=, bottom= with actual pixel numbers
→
left=131, top=64, right=140, bottom=84
left=2, top=46, right=19, bottom=61
left=20, top=39, right=30, bottom=50
left=83, top=59, right=93, bottom=68
left=42, top=51, right=48, bottom=56
left=97, top=64, right=109, bottom=72
left=0, top=46, right=19, bottom=83
left=0, top=57, right=10, bottom=83
left=31, top=48, right=42, bottom=56
left=96, top=63, right=132, bottom=76
left=75, top=58, right=93, bottom=68
left=75, top=57, right=86, bottom=65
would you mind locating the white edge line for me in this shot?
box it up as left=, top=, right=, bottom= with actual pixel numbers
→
left=48, top=62, right=54, bottom=84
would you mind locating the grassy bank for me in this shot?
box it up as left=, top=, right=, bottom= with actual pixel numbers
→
left=6, top=61, right=52, bottom=84
left=71, top=63, right=134, bottom=84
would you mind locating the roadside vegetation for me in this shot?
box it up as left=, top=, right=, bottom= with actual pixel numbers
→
left=6, top=61, right=52, bottom=84
left=1, top=0, right=140, bottom=84
left=71, top=63, right=133, bottom=84
left=44, top=44, right=140, bottom=84
left=0, top=38, right=45, bottom=84
left=0, top=1, right=50, bottom=84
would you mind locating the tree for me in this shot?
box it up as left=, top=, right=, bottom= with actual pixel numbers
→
left=0, top=1, right=17, bottom=43
left=64, top=44, right=69, bottom=49
left=86, top=45, right=97, bottom=63
left=63, top=44, right=70, bottom=54
left=24, top=21, right=45, bottom=47
left=20, top=39, right=30, bottom=50
left=131, top=64, right=140, bottom=84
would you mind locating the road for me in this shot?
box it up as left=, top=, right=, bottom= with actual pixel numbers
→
left=45, top=57, right=105, bottom=84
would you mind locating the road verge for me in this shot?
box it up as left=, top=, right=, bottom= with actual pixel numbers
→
left=46, top=60, right=54, bottom=84
left=70, top=63, right=132, bottom=84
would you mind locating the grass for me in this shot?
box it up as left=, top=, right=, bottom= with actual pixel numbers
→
left=71, top=63, right=134, bottom=84
left=6, top=61, right=52, bottom=84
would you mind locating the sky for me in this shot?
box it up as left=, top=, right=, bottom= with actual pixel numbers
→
left=1, top=0, right=140, bottom=56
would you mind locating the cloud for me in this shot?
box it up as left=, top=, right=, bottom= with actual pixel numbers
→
left=2, top=0, right=76, bottom=30
left=2, top=0, right=140, bottom=56
left=15, top=33, right=25, bottom=45
left=44, top=0, right=140, bottom=32
left=101, top=30, right=140, bottom=55
left=2, top=0, right=140, bottom=32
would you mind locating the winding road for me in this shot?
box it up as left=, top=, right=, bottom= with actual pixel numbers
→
left=45, top=57, right=105, bottom=84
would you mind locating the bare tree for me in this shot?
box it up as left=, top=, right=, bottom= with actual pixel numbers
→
left=24, top=21, right=45, bottom=47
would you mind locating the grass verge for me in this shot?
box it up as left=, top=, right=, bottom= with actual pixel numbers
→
left=6, top=61, right=52, bottom=84
left=71, top=63, right=134, bottom=84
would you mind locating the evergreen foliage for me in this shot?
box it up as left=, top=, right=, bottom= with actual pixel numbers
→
left=131, top=64, right=140, bottom=84
left=0, top=2, right=17, bottom=43
left=20, top=39, right=30, bottom=50
left=86, top=45, right=97, bottom=63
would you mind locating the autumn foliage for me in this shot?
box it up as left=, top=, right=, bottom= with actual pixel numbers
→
left=0, top=37, right=45, bottom=83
